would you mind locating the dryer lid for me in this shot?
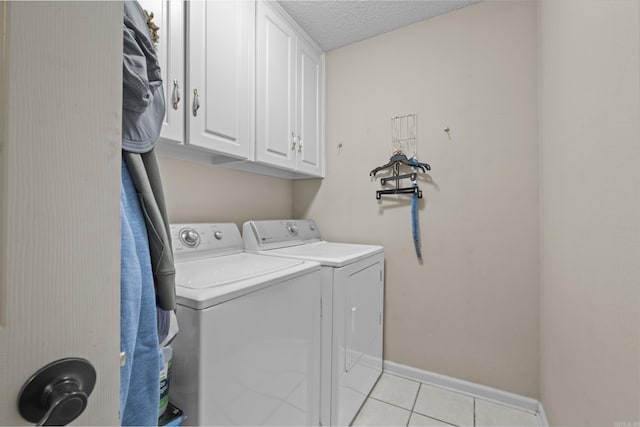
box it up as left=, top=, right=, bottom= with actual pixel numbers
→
left=263, top=241, right=383, bottom=267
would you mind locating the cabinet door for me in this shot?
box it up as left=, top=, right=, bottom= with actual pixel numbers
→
left=256, top=1, right=297, bottom=169
left=296, top=38, right=324, bottom=177
left=188, top=0, right=254, bottom=159
left=137, top=0, right=184, bottom=144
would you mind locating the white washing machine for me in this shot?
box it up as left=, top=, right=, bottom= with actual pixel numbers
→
left=169, top=223, right=322, bottom=426
left=243, top=219, right=384, bottom=426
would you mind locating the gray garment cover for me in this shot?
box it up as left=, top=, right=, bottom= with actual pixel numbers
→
left=122, top=0, right=176, bottom=310
left=123, top=0, right=165, bottom=153
left=123, top=150, right=176, bottom=310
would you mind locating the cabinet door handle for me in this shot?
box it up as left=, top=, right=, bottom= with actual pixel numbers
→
left=297, top=136, right=302, bottom=152
left=192, top=88, right=200, bottom=117
left=291, top=131, right=297, bottom=151
left=172, top=80, right=181, bottom=110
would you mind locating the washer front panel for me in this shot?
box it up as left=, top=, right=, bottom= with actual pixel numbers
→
left=170, top=270, right=322, bottom=426
left=171, top=223, right=243, bottom=261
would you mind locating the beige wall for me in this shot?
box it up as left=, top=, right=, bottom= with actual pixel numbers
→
left=294, top=1, right=540, bottom=397
left=157, top=1, right=640, bottom=419
left=539, top=0, right=640, bottom=425
left=158, top=156, right=293, bottom=228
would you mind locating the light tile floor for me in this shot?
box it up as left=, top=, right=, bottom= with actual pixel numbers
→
left=352, top=373, right=540, bottom=427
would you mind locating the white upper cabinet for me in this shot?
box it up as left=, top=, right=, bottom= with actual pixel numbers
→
left=256, top=2, right=296, bottom=169
left=143, top=0, right=324, bottom=178
left=137, top=0, right=184, bottom=144
left=256, top=1, right=325, bottom=178
left=296, top=36, right=324, bottom=177
left=187, top=0, right=255, bottom=160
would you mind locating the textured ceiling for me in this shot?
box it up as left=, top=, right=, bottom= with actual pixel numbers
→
left=278, top=1, right=480, bottom=51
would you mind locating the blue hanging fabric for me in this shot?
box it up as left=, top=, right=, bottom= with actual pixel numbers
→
left=411, top=157, right=422, bottom=259
left=120, top=161, right=162, bottom=426
left=370, top=151, right=429, bottom=260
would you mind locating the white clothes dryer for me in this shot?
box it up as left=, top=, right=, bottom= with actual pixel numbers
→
left=243, top=219, right=384, bottom=426
left=169, top=223, right=322, bottom=426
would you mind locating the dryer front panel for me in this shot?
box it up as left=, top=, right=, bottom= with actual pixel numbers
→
left=332, top=253, right=384, bottom=426
left=344, top=262, right=383, bottom=372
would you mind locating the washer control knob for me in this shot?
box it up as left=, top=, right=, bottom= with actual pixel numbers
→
left=309, top=224, right=316, bottom=231
left=287, top=224, right=298, bottom=236
left=214, top=231, right=223, bottom=240
left=180, top=228, right=200, bottom=247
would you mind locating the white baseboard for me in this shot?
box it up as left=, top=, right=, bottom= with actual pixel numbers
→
left=383, top=360, right=547, bottom=424
left=537, top=401, right=550, bottom=427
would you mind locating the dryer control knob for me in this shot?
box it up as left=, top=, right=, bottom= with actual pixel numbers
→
left=287, top=224, right=298, bottom=236
left=214, top=231, right=223, bottom=240
left=180, top=228, right=200, bottom=247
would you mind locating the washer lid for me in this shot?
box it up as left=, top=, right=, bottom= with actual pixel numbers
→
left=175, top=253, right=306, bottom=289
left=265, top=241, right=383, bottom=267
left=174, top=252, right=321, bottom=310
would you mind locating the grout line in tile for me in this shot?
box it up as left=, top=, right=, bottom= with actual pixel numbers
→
left=383, top=369, right=538, bottom=427
left=422, top=414, right=458, bottom=427
left=408, top=383, right=458, bottom=427
left=367, top=395, right=413, bottom=413
left=349, top=404, right=363, bottom=427
left=473, top=397, right=476, bottom=427
left=410, top=382, right=421, bottom=413
left=360, top=396, right=415, bottom=427
left=412, top=412, right=458, bottom=427
left=349, top=373, right=385, bottom=426
left=405, top=382, right=421, bottom=427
